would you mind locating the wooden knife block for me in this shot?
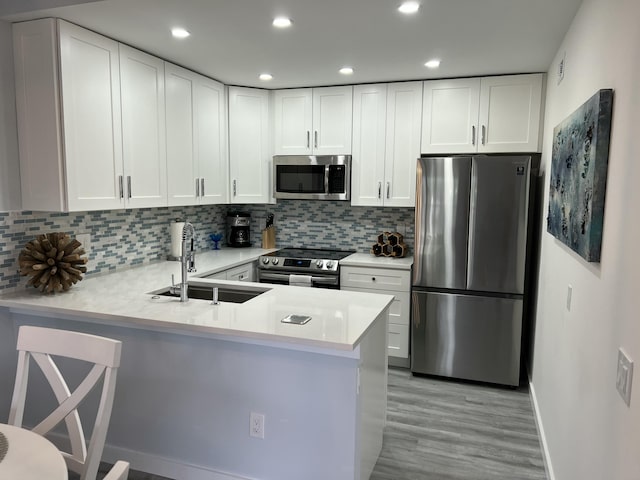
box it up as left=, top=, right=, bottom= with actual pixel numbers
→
left=261, top=226, right=276, bottom=249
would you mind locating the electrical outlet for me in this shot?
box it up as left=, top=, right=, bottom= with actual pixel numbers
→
left=396, top=224, right=406, bottom=235
left=616, top=348, right=634, bottom=407
left=75, top=233, right=91, bottom=254
left=250, top=412, right=265, bottom=439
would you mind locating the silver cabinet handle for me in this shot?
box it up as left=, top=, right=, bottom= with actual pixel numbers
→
left=201, top=178, right=205, bottom=197
left=378, top=182, right=382, bottom=199
left=386, top=182, right=390, bottom=199
left=118, top=175, right=124, bottom=199
left=306, top=131, right=310, bottom=149
left=481, top=125, right=486, bottom=145
left=127, top=176, right=132, bottom=199
left=472, top=125, right=476, bottom=146
left=233, top=179, right=237, bottom=197
left=196, top=178, right=200, bottom=197
left=314, top=130, right=318, bottom=148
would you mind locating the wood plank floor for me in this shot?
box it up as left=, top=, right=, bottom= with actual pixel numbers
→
left=91, top=367, right=546, bottom=480
left=371, top=368, right=546, bottom=480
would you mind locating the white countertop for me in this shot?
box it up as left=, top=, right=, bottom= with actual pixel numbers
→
left=341, top=253, right=414, bottom=270
left=0, top=248, right=393, bottom=353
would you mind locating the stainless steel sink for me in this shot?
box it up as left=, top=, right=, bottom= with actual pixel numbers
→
left=154, top=284, right=269, bottom=303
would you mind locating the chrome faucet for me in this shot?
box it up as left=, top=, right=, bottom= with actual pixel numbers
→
left=180, top=222, right=196, bottom=302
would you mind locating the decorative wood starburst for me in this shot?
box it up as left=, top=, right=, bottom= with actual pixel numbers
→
left=19, top=233, right=88, bottom=293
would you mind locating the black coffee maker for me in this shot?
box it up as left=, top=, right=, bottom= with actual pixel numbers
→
left=226, top=211, right=251, bottom=247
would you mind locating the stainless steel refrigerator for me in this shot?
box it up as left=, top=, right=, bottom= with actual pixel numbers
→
left=411, top=155, right=539, bottom=386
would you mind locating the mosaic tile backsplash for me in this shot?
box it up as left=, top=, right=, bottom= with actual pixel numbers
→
left=0, top=201, right=414, bottom=292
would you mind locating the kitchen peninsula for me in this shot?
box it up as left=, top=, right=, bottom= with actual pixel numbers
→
left=0, top=248, right=392, bottom=480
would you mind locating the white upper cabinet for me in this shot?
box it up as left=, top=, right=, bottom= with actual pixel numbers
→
left=165, top=63, right=227, bottom=206
left=421, top=78, right=479, bottom=154
left=383, top=82, right=423, bottom=206
left=274, top=86, right=352, bottom=155
left=478, top=74, right=543, bottom=153
left=228, top=86, right=272, bottom=204
left=14, top=19, right=123, bottom=211
left=273, top=89, right=312, bottom=155
left=352, top=82, right=422, bottom=207
left=421, top=74, right=543, bottom=154
left=13, top=19, right=170, bottom=211
left=119, top=44, right=167, bottom=208
left=352, top=84, right=387, bottom=206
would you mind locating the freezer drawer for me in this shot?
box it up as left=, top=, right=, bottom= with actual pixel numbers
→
left=411, top=290, right=523, bottom=386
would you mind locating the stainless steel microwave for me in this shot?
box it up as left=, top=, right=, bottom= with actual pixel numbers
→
left=273, top=155, right=351, bottom=200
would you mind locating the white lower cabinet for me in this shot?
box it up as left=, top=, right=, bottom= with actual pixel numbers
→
left=203, top=261, right=256, bottom=282
left=341, top=265, right=411, bottom=365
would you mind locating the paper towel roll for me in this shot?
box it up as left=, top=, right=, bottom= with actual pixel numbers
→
left=170, top=221, right=185, bottom=258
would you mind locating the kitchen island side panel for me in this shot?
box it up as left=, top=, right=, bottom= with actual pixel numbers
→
left=0, top=308, right=386, bottom=480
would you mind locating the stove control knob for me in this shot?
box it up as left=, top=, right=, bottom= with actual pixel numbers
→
left=326, top=260, right=334, bottom=269
left=316, top=260, right=324, bottom=268
left=272, top=258, right=279, bottom=265
left=262, top=257, right=269, bottom=264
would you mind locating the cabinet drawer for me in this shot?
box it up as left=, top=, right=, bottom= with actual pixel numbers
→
left=340, top=266, right=410, bottom=291
left=389, top=291, right=410, bottom=326
left=226, top=262, right=255, bottom=282
left=388, top=323, right=409, bottom=359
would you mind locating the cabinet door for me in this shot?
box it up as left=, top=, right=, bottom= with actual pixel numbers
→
left=228, top=87, right=271, bottom=204
left=384, top=82, right=422, bottom=207
left=13, top=19, right=66, bottom=211
left=273, top=89, right=312, bottom=155
left=165, top=63, right=197, bottom=206
left=59, top=20, right=124, bottom=211
left=478, top=74, right=543, bottom=153
left=119, top=45, right=167, bottom=208
left=312, top=86, right=353, bottom=155
left=421, top=78, right=480, bottom=154
left=351, top=84, right=386, bottom=206
left=195, top=76, right=227, bottom=204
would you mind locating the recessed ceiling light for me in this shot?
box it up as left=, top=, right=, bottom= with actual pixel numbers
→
left=273, top=17, right=292, bottom=28
left=339, top=67, right=354, bottom=75
left=398, top=1, right=420, bottom=14
left=424, top=59, right=441, bottom=69
left=259, top=73, right=273, bottom=81
left=171, top=27, right=190, bottom=39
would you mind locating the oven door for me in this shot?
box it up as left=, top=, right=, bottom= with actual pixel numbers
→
left=257, top=270, right=340, bottom=289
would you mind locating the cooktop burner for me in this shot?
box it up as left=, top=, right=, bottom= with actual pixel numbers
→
left=264, top=248, right=356, bottom=261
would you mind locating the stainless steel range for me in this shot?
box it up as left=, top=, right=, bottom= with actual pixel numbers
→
left=257, top=248, right=355, bottom=289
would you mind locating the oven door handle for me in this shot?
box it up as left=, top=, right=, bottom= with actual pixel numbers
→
left=258, top=271, right=339, bottom=286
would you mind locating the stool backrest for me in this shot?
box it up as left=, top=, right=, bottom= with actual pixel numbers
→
left=9, top=326, right=122, bottom=480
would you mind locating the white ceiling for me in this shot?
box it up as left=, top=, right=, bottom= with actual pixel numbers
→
left=1, top=0, right=583, bottom=89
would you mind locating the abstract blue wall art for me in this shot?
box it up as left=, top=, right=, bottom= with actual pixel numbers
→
left=547, top=89, right=613, bottom=262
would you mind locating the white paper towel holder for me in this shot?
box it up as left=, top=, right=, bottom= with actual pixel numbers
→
left=168, top=218, right=185, bottom=262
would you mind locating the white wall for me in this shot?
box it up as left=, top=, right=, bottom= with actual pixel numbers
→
left=0, top=19, right=21, bottom=211
left=532, top=0, right=640, bottom=479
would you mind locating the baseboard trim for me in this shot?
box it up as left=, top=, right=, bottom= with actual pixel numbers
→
left=528, top=380, right=555, bottom=480
left=46, top=431, right=254, bottom=480
left=101, top=444, right=256, bottom=480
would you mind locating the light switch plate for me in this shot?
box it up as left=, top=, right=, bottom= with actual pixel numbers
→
left=566, top=284, right=573, bottom=311
left=616, top=348, right=634, bottom=407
